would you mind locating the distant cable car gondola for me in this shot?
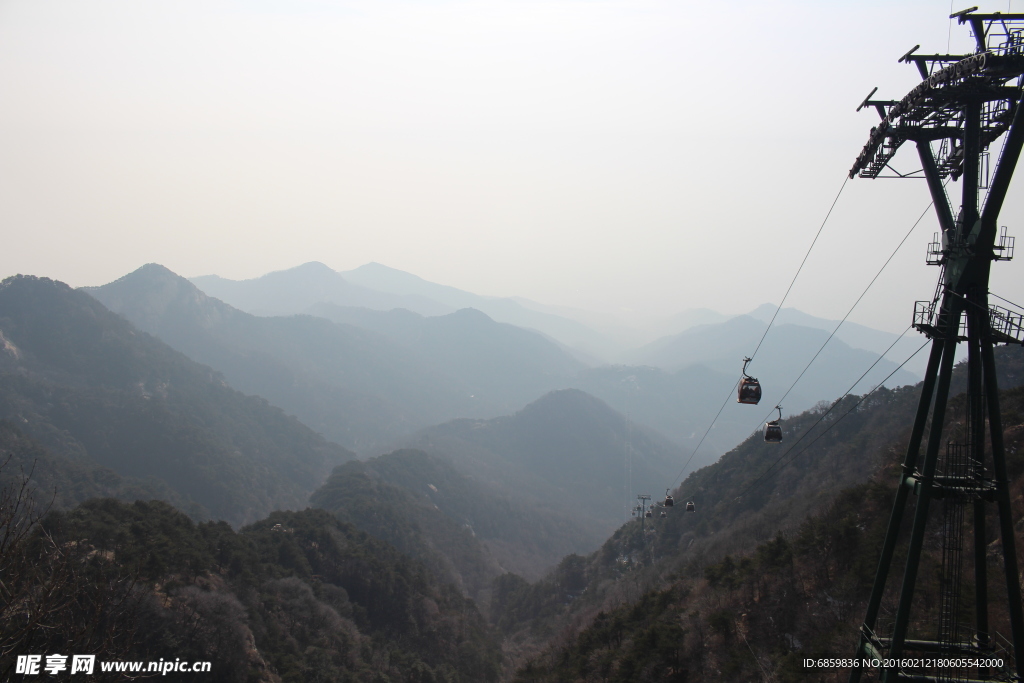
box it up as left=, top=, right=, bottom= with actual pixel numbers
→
left=685, top=501, right=695, bottom=512
left=664, top=489, right=674, bottom=508
left=737, top=357, right=762, bottom=404
left=764, top=405, right=783, bottom=443
left=660, top=510, right=667, bottom=518
left=645, top=509, right=653, bottom=518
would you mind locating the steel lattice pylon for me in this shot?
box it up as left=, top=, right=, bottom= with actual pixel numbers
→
left=848, top=8, right=1024, bottom=683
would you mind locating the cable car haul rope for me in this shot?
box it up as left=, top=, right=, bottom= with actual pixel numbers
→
left=662, top=112, right=962, bottom=504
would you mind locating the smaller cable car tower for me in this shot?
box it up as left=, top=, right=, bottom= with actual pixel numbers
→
left=848, top=8, right=1024, bottom=683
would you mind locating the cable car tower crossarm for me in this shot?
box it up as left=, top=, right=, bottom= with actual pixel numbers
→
left=848, top=8, right=1024, bottom=683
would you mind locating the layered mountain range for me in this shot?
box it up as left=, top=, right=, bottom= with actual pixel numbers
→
left=87, top=264, right=585, bottom=453
left=2, top=271, right=689, bottom=582
left=88, top=262, right=920, bottom=463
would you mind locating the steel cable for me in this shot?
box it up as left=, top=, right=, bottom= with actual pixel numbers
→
left=991, top=292, right=1024, bottom=310
left=667, top=175, right=850, bottom=488
left=753, top=196, right=936, bottom=428
left=748, top=176, right=850, bottom=364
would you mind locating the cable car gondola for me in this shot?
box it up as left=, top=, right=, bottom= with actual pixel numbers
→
left=764, top=405, right=783, bottom=443
left=664, top=489, right=674, bottom=508
left=645, top=509, right=653, bottom=518
left=737, top=357, right=762, bottom=405
left=685, top=501, right=695, bottom=512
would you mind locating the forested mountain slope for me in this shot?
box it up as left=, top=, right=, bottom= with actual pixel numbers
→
left=311, top=451, right=507, bottom=601
left=0, top=275, right=352, bottom=525
left=0, top=493, right=502, bottom=683
left=311, top=449, right=601, bottom=591
left=513, top=381, right=1024, bottom=682
left=0, top=419, right=192, bottom=513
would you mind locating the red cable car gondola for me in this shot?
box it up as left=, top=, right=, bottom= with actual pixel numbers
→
left=764, top=405, right=783, bottom=443
left=737, top=356, right=762, bottom=404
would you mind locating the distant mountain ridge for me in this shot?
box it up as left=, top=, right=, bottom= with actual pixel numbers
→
left=745, top=303, right=931, bottom=376
left=308, top=302, right=586, bottom=404
left=192, top=261, right=454, bottom=317
left=88, top=264, right=587, bottom=453
left=747, top=303, right=901, bottom=351
left=191, top=261, right=923, bottom=376
left=87, top=264, right=471, bottom=451
left=191, top=261, right=611, bottom=359
left=635, top=314, right=920, bottom=404
left=0, top=274, right=353, bottom=525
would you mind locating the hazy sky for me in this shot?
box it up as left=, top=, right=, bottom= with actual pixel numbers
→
left=1, top=0, right=1022, bottom=335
